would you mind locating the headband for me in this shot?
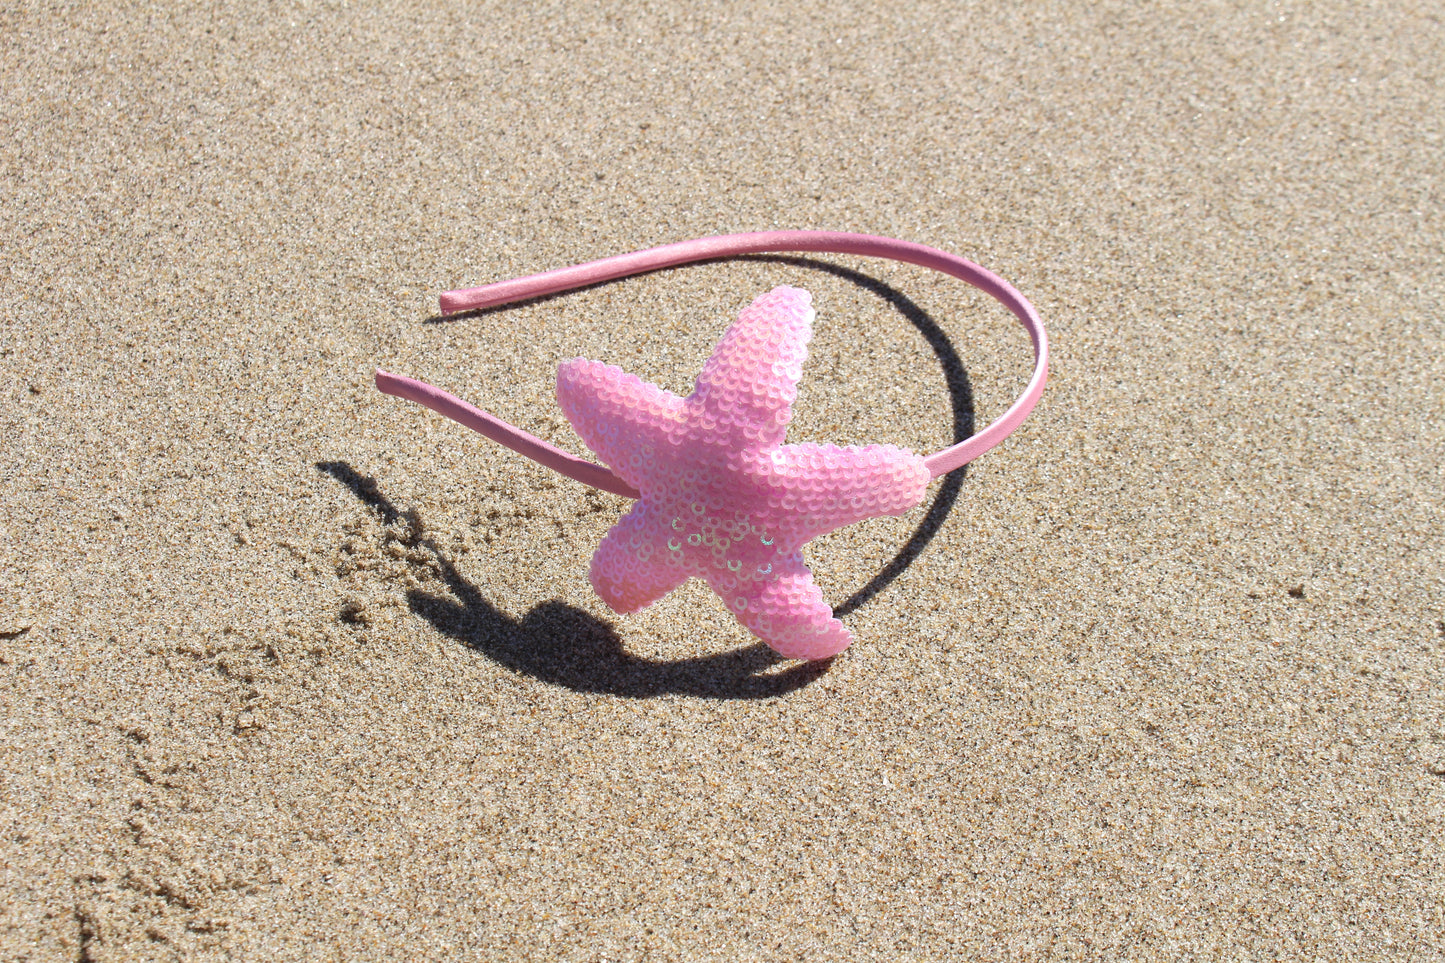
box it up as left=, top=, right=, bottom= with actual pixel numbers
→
left=377, top=232, right=1049, bottom=660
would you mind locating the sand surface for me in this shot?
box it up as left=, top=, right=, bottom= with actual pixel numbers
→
left=2, top=2, right=1442, bottom=959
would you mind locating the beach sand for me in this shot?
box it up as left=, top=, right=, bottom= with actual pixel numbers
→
left=1, top=2, right=1441, bottom=959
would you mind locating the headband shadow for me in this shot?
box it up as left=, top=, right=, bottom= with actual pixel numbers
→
left=425, top=253, right=976, bottom=619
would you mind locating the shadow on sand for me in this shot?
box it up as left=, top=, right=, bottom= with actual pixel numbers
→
left=318, top=461, right=831, bottom=699
left=331, top=254, right=978, bottom=696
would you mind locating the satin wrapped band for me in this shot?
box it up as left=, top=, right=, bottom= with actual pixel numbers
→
left=378, top=231, right=1049, bottom=493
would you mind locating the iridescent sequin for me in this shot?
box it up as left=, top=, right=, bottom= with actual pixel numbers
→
left=555, top=286, right=930, bottom=660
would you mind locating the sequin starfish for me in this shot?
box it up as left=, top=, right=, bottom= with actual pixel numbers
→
left=555, top=286, right=931, bottom=660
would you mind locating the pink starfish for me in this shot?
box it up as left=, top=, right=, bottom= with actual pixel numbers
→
left=555, top=286, right=930, bottom=659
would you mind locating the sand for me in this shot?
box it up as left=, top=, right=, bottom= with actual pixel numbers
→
left=1, top=2, right=1441, bottom=959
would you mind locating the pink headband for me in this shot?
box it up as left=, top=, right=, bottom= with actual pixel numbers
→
left=378, top=232, right=1048, bottom=660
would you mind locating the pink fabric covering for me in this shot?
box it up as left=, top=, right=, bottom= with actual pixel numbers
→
left=556, top=286, right=929, bottom=659
left=439, top=230, right=1049, bottom=479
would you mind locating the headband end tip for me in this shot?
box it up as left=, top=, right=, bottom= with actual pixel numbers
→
left=438, top=291, right=472, bottom=315
left=374, top=368, right=402, bottom=396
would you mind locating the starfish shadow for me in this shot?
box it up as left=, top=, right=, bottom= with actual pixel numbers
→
left=317, top=461, right=830, bottom=698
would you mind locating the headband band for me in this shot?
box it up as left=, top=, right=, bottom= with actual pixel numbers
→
left=376, top=232, right=1049, bottom=659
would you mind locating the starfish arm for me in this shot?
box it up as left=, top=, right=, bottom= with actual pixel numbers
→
left=557, top=358, right=686, bottom=489
left=690, top=286, right=815, bottom=449
left=713, top=552, right=851, bottom=660
left=765, top=443, right=932, bottom=545
left=588, top=502, right=689, bottom=613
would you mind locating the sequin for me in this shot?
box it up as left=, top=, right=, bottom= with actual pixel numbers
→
left=556, top=286, right=929, bottom=660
